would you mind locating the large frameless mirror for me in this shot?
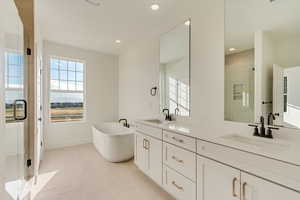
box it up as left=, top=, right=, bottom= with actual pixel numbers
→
left=225, top=0, right=300, bottom=129
left=160, top=20, right=191, bottom=117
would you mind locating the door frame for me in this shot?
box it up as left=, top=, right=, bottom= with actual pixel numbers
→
left=15, top=0, right=36, bottom=181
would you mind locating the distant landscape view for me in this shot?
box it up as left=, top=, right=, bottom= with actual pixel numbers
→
left=5, top=90, right=24, bottom=123
left=50, top=92, right=84, bottom=122
left=50, top=102, right=84, bottom=122
left=5, top=103, right=24, bottom=123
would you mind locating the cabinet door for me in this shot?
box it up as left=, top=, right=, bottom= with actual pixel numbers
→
left=198, top=156, right=240, bottom=200
left=135, top=133, right=147, bottom=172
left=241, top=173, right=300, bottom=200
left=147, top=136, right=162, bottom=185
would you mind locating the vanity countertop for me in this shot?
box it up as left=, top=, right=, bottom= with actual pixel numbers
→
left=136, top=120, right=300, bottom=167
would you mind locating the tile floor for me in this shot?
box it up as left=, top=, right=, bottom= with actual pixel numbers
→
left=32, top=144, right=175, bottom=200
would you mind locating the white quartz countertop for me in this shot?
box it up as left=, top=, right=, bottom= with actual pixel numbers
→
left=136, top=120, right=300, bottom=167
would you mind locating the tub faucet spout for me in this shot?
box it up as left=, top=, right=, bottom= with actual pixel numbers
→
left=119, top=119, right=130, bottom=128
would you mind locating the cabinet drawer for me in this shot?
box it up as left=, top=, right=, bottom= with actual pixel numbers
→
left=163, top=165, right=196, bottom=200
left=163, top=142, right=196, bottom=181
left=163, top=130, right=196, bottom=152
left=136, top=123, right=162, bottom=140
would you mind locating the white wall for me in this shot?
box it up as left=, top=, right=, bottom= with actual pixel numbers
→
left=285, top=67, right=300, bottom=108
left=4, top=123, right=24, bottom=156
left=257, top=31, right=275, bottom=119
left=275, top=36, right=300, bottom=68
left=165, top=58, right=189, bottom=84
left=118, top=0, right=300, bottom=138
left=119, top=40, right=160, bottom=121
left=43, top=41, right=119, bottom=149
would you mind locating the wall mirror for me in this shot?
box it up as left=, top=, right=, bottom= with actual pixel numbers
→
left=225, top=0, right=300, bottom=129
left=160, top=20, right=191, bottom=117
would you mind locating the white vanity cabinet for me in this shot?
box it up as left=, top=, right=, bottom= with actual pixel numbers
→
left=135, top=122, right=300, bottom=200
left=135, top=132, right=148, bottom=170
left=162, top=131, right=197, bottom=200
left=197, top=156, right=240, bottom=200
left=241, top=173, right=300, bottom=200
left=197, top=150, right=300, bottom=200
left=163, top=165, right=196, bottom=200
left=134, top=125, right=162, bottom=186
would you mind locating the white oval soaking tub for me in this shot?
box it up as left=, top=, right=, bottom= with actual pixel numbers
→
left=92, top=122, right=134, bottom=162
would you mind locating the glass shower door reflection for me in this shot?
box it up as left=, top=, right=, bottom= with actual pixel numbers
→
left=1, top=0, right=27, bottom=199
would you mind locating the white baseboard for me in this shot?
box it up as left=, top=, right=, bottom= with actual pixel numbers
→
left=45, top=137, right=92, bottom=150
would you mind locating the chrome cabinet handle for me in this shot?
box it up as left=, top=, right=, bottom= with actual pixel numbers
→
left=171, top=136, right=184, bottom=143
left=232, top=177, right=238, bottom=197
left=242, top=182, right=247, bottom=200
left=172, top=181, right=184, bottom=191
left=171, top=156, right=184, bottom=164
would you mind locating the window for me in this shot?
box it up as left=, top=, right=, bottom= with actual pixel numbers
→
left=49, top=57, right=85, bottom=123
left=168, top=77, right=190, bottom=116
left=4, top=51, right=24, bottom=123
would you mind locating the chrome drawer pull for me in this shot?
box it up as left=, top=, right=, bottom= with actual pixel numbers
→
left=171, top=156, right=184, bottom=164
left=172, top=181, right=184, bottom=191
left=172, top=136, right=184, bottom=143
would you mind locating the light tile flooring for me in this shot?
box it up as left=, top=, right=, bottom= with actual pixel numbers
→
left=33, top=144, right=175, bottom=200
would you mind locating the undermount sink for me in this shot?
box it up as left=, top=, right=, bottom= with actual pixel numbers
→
left=143, top=119, right=172, bottom=125
left=220, top=134, right=290, bottom=152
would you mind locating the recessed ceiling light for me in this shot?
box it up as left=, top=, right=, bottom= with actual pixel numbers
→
left=151, top=4, right=160, bottom=11
left=115, top=40, right=121, bottom=44
left=85, top=0, right=101, bottom=6
left=229, top=48, right=236, bottom=52
left=185, top=20, right=191, bottom=26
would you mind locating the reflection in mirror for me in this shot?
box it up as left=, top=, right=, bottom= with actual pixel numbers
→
left=225, top=49, right=255, bottom=123
left=225, top=0, right=300, bottom=129
left=160, top=20, right=191, bottom=117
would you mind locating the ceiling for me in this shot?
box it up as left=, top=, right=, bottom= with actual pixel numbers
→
left=38, top=0, right=187, bottom=55
left=225, top=0, right=300, bottom=53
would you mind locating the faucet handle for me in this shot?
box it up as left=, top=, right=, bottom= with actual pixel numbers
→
left=260, top=116, right=265, bottom=126
left=266, top=126, right=279, bottom=139
left=248, top=124, right=260, bottom=137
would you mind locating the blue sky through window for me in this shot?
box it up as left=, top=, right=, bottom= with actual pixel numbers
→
left=50, top=58, right=84, bottom=92
left=50, top=57, right=85, bottom=122
left=50, top=57, right=85, bottom=104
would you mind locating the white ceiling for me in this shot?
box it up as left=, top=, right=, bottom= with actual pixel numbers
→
left=38, top=0, right=187, bottom=55
left=225, top=0, right=300, bottom=53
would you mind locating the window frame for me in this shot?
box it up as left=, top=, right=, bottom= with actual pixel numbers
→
left=167, top=77, right=190, bottom=116
left=48, top=55, right=86, bottom=124
left=4, top=49, right=24, bottom=124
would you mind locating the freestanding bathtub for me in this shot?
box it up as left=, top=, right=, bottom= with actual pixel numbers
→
left=92, top=122, right=134, bottom=162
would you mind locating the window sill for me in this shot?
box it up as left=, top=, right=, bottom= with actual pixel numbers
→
left=49, top=120, right=87, bottom=125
